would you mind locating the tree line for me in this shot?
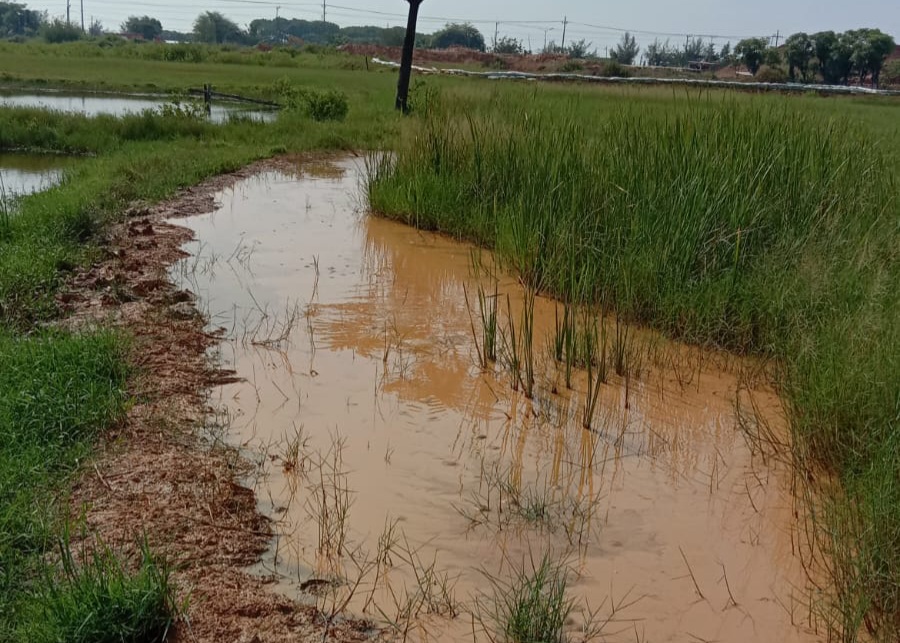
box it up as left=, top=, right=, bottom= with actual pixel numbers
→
left=1, top=2, right=896, bottom=87
left=612, top=28, right=896, bottom=87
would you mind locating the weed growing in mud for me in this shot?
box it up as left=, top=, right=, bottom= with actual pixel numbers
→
left=477, top=553, right=571, bottom=643
left=304, top=432, right=354, bottom=561
left=279, top=423, right=310, bottom=475
left=477, top=552, right=642, bottom=643
left=457, top=459, right=602, bottom=547
left=380, top=535, right=461, bottom=623
left=499, top=288, right=537, bottom=399
left=466, top=250, right=499, bottom=369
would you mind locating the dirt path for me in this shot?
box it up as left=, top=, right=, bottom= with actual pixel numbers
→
left=60, top=157, right=376, bottom=643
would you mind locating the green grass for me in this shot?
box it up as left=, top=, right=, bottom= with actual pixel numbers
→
left=17, top=537, right=177, bottom=643
left=0, top=330, right=129, bottom=636
left=0, top=40, right=390, bottom=99
left=481, top=554, right=572, bottom=643
left=368, top=88, right=900, bottom=640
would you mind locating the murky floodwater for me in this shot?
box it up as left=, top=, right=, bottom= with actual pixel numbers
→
left=0, top=152, right=71, bottom=201
left=171, top=158, right=820, bottom=642
left=0, top=91, right=276, bottom=124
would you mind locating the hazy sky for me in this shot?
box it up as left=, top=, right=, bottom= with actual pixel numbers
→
left=29, top=1, right=899, bottom=53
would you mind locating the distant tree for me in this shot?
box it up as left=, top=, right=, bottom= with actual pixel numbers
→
left=883, top=59, right=900, bottom=86
left=248, top=18, right=342, bottom=45
left=193, top=11, right=242, bottom=44
left=431, top=22, right=485, bottom=51
left=0, top=2, right=44, bottom=37
left=88, top=18, right=103, bottom=37
left=566, top=39, right=595, bottom=59
left=764, top=46, right=781, bottom=67
left=41, top=18, right=81, bottom=43
left=610, top=32, right=639, bottom=64
left=542, top=40, right=563, bottom=55
left=812, top=31, right=853, bottom=84
left=645, top=38, right=675, bottom=66
left=702, top=41, right=718, bottom=63
left=845, top=28, right=895, bottom=86
left=493, top=35, right=523, bottom=55
left=735, top=37, right=768, bottom=74
left=679, top=37, right=705, bottom=65
left=122, top=15, right=162, bottom=40
left=160, top=29, right=191, bottom=43
left=720, top=42, right=732, bottom=63
left=785, top=32, right=814, bottom=81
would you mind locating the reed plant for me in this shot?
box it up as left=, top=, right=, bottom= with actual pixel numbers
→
left=368, top=89, right=900, bottom=640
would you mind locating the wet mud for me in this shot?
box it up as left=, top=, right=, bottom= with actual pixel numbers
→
left=61, top=157, right=381, bottom=643
left=171, top=157, right=822, bottom=642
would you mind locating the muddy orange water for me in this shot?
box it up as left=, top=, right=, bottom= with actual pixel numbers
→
left=171, top=158, right=821, bottom=642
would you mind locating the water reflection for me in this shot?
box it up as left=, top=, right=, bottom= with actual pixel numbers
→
left=0, top=91, right=277, bottom=124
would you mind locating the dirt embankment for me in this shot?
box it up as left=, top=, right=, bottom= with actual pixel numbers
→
left=341, top=43, right=580, bottom=72
left=60, top=158, right=377, bottom=643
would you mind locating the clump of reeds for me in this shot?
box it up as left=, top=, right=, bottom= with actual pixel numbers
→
left=466, top=250, right=499, bottom=369
left=367, top=92, right=900, bottom=639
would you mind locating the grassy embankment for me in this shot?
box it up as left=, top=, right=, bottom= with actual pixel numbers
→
left=368, top=87, right=900, bottom=640
left=0, top=49, right=398, bottom=639
left=0, top=39, right=385, bottom=97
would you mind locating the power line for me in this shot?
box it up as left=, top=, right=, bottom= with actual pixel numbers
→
left=34, top=0, right=773, bottom=44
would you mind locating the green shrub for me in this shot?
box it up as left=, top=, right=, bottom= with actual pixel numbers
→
left=601, top=61, right=629, bottom=77
left=560, top=60, right=583, bottom=73
left=755, top=65, right=789, bottom=83
left=41, top=20, right=83, bottom=44
left=272, top=79, right=349, bottom=121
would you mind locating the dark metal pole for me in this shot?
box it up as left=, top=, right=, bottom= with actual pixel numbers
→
left=395, top=0, right=423, bottom=113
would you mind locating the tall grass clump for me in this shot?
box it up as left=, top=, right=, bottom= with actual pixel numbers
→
left=368, top=90, right=900, bottom=640
left=17, top=536, right=177, bottom=643
left=480, top=553, right=572, bottom=643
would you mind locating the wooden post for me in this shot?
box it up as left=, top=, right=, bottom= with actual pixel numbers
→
left=395, top=0, right=423, bottom=113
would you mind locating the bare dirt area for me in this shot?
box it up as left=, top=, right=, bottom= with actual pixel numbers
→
left=59, top=156, right=377, bottom=643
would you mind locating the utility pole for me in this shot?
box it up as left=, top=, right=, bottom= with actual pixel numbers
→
left=66, top=0, right=70, bottom=26
left=561, top=16, right=567, bottom=49
left=80, top=0, right=84, bottom=32
left=774, top=30, right=781, bottom=47
left=395, top=0, right=423, bottom=113
left=494, top=21, right=498, bottom=50
left=322, top=0, right=326, bottom=23
left=275, top=6, right=280, bottom=43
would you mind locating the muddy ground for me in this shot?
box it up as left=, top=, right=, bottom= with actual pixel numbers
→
left=60, top=156, right=377, bottom=643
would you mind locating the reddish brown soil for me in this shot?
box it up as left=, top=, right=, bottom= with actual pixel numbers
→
left=61, top=156, right=379, bottom=643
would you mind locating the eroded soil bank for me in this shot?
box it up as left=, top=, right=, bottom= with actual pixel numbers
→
left=61, top=157, right=379, bottom=643
left=167, top=157, right=824, bottom=642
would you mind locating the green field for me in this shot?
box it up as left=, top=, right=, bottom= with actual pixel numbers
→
left=0, top=42, right=898, bottom=641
